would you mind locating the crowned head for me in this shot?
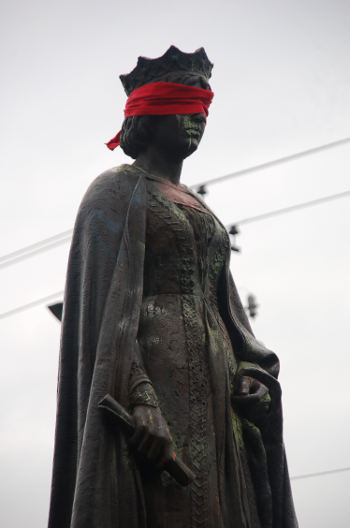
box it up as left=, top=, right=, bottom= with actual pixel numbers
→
left=119, top=46, right=213, bottom=160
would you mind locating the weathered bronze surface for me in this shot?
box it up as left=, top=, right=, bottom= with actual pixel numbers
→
left=48, top=46, right=298, bottom=528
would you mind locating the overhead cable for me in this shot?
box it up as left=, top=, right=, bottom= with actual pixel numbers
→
left=1, top=136, right=349, bottom=268
left=192, top=135, right=350, bottom=190
left=291, top=466, right=350, bottom=481
left=0, top=230, right=72, bottom=269
left=0, top=291, right=64, bottom=320
left=1, top=182, right=349, bottom=320
left=1, top=187, right=350, bottom=270
left=230, top=189, right=350, bottom=228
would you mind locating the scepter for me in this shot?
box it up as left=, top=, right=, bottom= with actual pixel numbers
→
left=98, top=394, right=196, bottom=487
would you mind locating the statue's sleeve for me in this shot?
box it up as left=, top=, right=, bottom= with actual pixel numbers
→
left=128, top=342, right=160, bottom=409
left=225, top=269, right=280, bottom=380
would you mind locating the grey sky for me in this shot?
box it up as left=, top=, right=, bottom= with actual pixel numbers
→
left=1, top=0, right=349, bottom=526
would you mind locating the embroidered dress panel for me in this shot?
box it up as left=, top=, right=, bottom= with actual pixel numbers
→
left=137, top=180, right=260, bottom=528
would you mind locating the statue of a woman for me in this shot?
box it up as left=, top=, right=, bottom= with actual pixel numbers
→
left=48, top=46, right=298, bottom=528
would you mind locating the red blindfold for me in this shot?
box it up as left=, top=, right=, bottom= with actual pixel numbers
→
left=106, top=81, right=214, bottom=151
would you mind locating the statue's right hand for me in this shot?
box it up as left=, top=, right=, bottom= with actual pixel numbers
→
left=130, top=405, right=173, bottom=469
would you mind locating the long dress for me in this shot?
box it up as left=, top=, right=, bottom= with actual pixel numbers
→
left=48, top=164, right=298, bottom=528
left=137, top=177, right=260, bottom=527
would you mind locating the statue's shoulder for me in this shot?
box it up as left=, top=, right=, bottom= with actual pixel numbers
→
left=84, top=164, right=141, bottom=198
left=80, top=164, right=144, bottom=210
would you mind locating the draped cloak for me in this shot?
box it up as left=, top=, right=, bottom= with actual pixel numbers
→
left=48, top=164, right=298, bottom=528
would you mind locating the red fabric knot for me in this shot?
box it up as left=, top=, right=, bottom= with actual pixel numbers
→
left=105, top=82, right=214, bottom=151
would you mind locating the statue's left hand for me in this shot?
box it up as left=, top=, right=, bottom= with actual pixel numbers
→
left=232, top=375, right=271, bottom=424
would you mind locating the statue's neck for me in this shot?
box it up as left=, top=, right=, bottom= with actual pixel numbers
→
left=134, top=148, right=183, bottom=186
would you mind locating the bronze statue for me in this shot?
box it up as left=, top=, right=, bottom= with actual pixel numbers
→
left=48, top=46, right=298, bottom=528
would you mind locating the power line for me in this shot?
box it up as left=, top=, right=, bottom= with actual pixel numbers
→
left=1, top=186, right=350, bottom=273
left=6, top=189, right=349, bottom=317
left=1, top=136, right=349, bottom=268
left=192, top=135, right=350, bottom=190
left=231, top=189, right=350, bottom=227
left=0, top=291, right=64, bottom=320
left=0, top=179, right=348, bottom=319
left=0, top=230, right=72, bottom=269
left=291, top=466, right=350, bottom=481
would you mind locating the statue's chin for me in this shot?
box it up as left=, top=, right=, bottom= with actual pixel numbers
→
left=180, top=136, right=201, bottom=159
left=159, top=135, right=202, bottom=162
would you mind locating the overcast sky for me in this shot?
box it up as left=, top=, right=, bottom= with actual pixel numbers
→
left=1, top=1, right=349, bottom=526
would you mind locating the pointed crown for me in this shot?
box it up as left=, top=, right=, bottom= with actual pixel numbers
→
left=120, top=46, right=213, bottom=96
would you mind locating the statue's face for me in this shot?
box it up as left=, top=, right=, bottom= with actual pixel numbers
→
left=151, top=74, right=210, bottom=161
left=151, top=112, right=206, bottom=160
